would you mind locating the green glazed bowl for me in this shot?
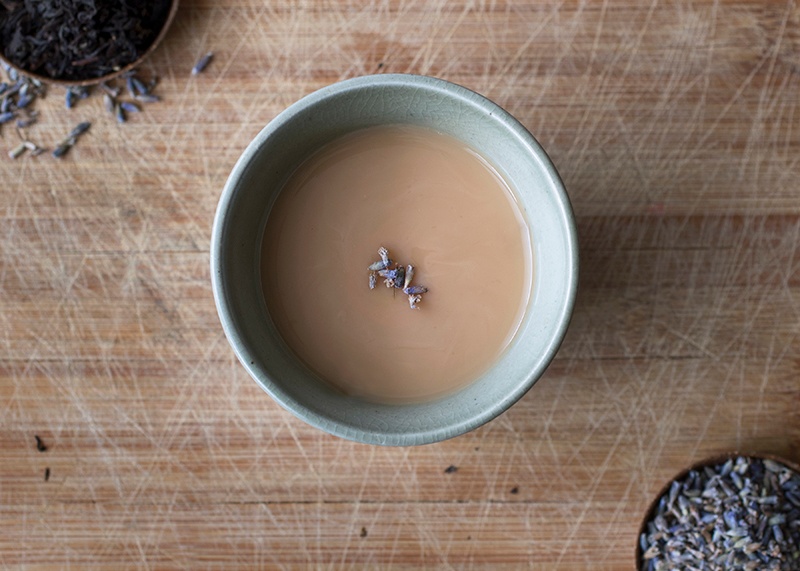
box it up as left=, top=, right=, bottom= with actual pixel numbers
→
left=211, top=74, right=578, bottom=446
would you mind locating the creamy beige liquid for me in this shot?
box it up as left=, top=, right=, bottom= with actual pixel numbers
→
left=261, top=125, right=532, bottom=403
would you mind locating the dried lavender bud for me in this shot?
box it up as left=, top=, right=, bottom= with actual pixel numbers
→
left=403, top=285, right=428, bottom=295
left=191, top=52, right=214, bottom=75
left=408, top=294, right=422, bottom=309
left=134, top=93, right=160, bottom=103
left=126, top=76, right=137, bottom=98
left=368, top=273, right=377, bottom=290
left=368, top=246, right=393, bottom=271
left=8, top=142, right=26, bottom=159
left=403, top=265, right=414, bottom=289
left=131, top=77, right=148, bottom=96
left=115, top=103, right=126, bottom=123
left=393, top=266, right=405, bottom=288
left=25, top=141, right=46, bottom=156
left=100, top=82, right=120, bottom=98
left=69, top=122, right=91, bottom=139
left=0, top=111, right=15, bottom=124
left=15, top=113, right=37, bottom=128
left=103, top=93, right=115, bottom=114
left=378, top=267, right=404, bottom=288
left=65, top=89, right=75, bottom=109
left=120, top=101, right=140, bottom=113
left=52, top=142, right=72, bottom=158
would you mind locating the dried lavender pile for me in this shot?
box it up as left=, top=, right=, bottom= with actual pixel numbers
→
left=1, top=62, right=163, bottom=159
left=368, top=247, right=429, bottom=309
left=640, top=456, right=800, bottom=571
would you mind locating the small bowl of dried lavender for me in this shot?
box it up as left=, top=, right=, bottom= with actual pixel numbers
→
left=0, top=0, right=178, bottom=86
left=637, top=453, right=800, bottom=571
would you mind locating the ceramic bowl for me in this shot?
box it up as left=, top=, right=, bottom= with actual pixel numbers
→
left=0, top=0, right=178, bottom=87
left=211, top=74, right=578, bottom=446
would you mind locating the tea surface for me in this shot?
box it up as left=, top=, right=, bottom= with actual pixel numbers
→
left=261, top=125, right=532, bottom=402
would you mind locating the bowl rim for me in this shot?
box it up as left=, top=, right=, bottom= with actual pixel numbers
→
left=211, top=73, right=580, bottom=445
left=635, top=451, right=800, bottom=569
left=0, top=0, right=179, bottom=87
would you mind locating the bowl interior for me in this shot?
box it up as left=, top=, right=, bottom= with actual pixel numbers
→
left=212, top=75, right=578, bottom=445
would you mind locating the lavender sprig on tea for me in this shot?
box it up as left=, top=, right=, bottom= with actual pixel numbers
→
left=368, top=247, right=429, bottom=309
left=640, top=456, right=800, bottom=571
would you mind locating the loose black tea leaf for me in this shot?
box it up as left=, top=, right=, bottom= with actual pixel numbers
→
left=444, top=465, right=458, bottom=474
left=0, top=0, right=173, bottom=82
left=34, top=435, right=47, bottom=452
left=44, top=467, right=50, bottom=481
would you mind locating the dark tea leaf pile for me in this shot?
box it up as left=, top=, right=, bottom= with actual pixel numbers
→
left=0, top=0, right=172, bottom=81
left=640, top=456, right=800, bottom=570
left=368, top=247, right=429, bottom=309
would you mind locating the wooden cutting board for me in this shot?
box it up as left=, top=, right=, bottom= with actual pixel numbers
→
left=1, top=0, right=799, bottom=568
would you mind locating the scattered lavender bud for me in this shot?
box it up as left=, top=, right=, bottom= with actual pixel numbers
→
left=115, top=103, right=126, bottom=123
left=8, top=142, right=26, bottom=159
left=119, top=101, right=140, bottom=113
left=101, top=93, right=114, bottom=114
left=65, top=88, right=75, bottom=109
left=368, top=273, right=377, bottom=290
left=0, top=111, right=15, bottom=124
left=52, top=142, right=71, bottom=158
left=403, top=285, right=428, bottom=295
left=24, top=141, right=46, bottom=156
left=15, top=116, right=36, bottom=128
left=134, top=93, right=160, bottom=103
left=408, top=294, right=422, bottom=309
left=191, top=52, right=214, bottom=75
left=100, top=82, right=120, bottom=98
left=69, top=122, right=91, bottom=139
left=126, top=76, right=136, bottom=98
left=131, top=77, right=148, bottom=96
left=16, top=93, right=32, bottom=108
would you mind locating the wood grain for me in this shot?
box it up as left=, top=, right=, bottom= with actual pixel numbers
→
left=1, top=0, right=799, bottom=568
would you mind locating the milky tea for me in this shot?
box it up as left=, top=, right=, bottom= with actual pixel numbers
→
left=260, top=125, right=532, bottom=403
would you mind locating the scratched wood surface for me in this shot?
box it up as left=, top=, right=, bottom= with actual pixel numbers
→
left=1, top=0, right=799, bottom=569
